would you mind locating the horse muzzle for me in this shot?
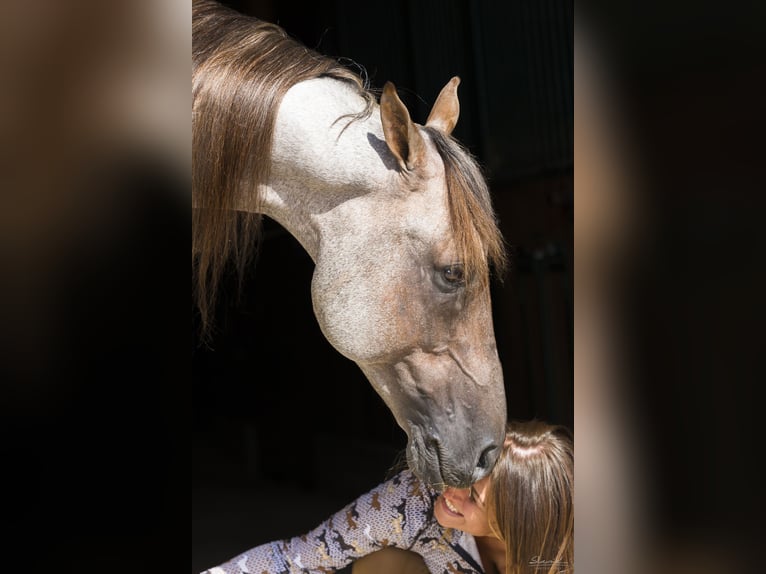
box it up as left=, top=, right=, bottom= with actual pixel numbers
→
left=404, top=414, right=504, bottom=488
left=360, top=347, right=507, bottom=488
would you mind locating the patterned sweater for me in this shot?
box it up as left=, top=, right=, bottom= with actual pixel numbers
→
left=201, top=470, right=487, bottom=574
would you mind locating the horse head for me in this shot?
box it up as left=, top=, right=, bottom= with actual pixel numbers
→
left=309, top=78, right=507, bottom=488
left=192, top=3, right=507, bottom=488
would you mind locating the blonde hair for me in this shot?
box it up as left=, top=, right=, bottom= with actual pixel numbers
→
left=487, top=420, right=574, bottom=574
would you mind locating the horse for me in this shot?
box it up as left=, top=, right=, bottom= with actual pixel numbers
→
left=192, top=0, right=508, bottom=488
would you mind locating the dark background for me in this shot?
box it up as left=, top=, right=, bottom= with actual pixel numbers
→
left=193, top=1, right=573, bottom=572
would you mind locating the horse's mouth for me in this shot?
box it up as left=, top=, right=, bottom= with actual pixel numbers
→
left=406, top=423, right=473, bottom=489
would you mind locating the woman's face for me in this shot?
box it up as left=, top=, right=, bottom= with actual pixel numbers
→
left=434, top=475, right=496, bottom=538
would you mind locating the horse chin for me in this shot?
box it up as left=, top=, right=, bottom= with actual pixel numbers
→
left=405, top=437, right=445, bottom=488
left=405, top=423, right=478, bottom=489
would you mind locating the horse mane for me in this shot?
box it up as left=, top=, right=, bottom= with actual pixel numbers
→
left=424, top=127, right=508, bottom=289
left=192, top=0, right=373, bottom=338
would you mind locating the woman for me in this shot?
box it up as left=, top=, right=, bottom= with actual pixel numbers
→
left=201, top=420, right=573, bottom=574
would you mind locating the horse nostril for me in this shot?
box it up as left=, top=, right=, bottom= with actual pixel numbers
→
left=476, top=444, right=498, bottom=471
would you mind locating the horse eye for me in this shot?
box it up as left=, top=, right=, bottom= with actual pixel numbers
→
left=442, top=264, right=464, bottom=284
left=434, top=263, right=465, bottom=293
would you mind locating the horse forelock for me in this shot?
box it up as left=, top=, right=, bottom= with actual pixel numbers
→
left=423, top=127, right=508, bottom=288
left=192, top=0, right=374, bottom=340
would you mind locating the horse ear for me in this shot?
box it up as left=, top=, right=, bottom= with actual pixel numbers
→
left=380, top=81, right=426, bottom=171
left=425, top=76, right=461, bottom=135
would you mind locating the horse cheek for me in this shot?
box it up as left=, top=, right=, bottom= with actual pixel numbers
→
left=310, top=276, right=378, bottom=362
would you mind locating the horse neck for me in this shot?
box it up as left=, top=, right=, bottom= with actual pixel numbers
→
left=256, top=77, right=392, bottom=261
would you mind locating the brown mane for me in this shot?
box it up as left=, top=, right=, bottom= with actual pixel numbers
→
left=424, top=127, right=508, bottom=289
left=192, top=0, right=506, bottom=339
